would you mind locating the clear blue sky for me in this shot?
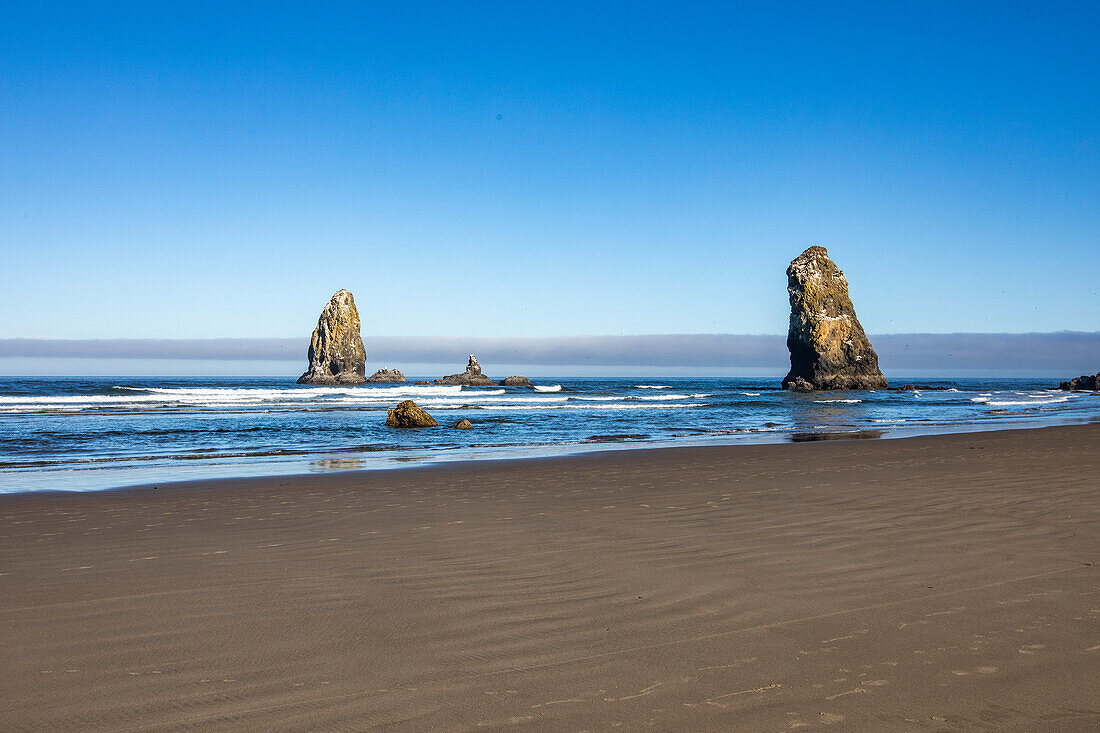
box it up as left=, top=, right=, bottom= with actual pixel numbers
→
left=1, top=1, right=1097, bottom=340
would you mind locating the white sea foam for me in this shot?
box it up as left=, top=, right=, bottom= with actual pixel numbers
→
left=973, top=395, right=1070, bottom=406
left=636, top=394, right=692, bottom=401
left=636, top=385, right=671, bottom=389
left=472, top=403, right=704, bottom=411
left=740, top=392, right=761, bottom=396
left=533, top=385, right=562, bottom=392
left=814, top=399, right=862, bottom=404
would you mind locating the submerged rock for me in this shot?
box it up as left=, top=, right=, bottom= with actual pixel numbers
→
left=452, top=418, right=473, bottom=429
left=439, top=354, right=496, bottom=386
left=782, top=247, right=887, bottom=391
left=385, top=400, right=439, bottom=428
left=500, top=375, right=532, bottom=387
left=297, top=290, right=367, bottom=385
left=367, top=368, right=406, bottom=383
left=1058, top=372, right=1099, bottom=391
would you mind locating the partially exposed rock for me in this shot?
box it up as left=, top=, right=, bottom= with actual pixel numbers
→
left=782, top=247, right=887, bottom=391
left=1058, top=372, right=1099, bottom=391
left=452, top=418, right=473, bottom=429
left=439, top=354, right=496, bottom=386
left=414, top=380, right=430, bottom=385
left=367, top=368, right=406, bottom=383
left=385, top=400, right=439, bottom=428
left=297, top=290, right=367, bottom=385
left=500, top=375, right=532, bottom=387
left=786, top=376, right=814, bottom=391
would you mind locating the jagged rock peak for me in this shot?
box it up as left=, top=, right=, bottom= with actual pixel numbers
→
left=296, top=290, right=367, bottom=385
left=782, top=247, right=887, bottom=391
left=438, top=354, right=496, bottom=386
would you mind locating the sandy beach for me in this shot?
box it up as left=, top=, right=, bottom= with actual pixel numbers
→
left=2, top=425, right=1097, bottom=731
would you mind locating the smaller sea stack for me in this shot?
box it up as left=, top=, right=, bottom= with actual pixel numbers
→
left=297, top=290, right=367, bottom=385
left=438, top=355, right=496, bottom=386
left=367, top=368, right=406, bottom=383
left=782, top=247, right=887, bottom=391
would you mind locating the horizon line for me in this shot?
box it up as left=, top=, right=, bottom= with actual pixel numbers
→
left=1, top=332, right=1098, bottom=371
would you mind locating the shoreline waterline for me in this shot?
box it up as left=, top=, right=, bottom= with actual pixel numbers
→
left=1, top=375, right=1096, bottom=494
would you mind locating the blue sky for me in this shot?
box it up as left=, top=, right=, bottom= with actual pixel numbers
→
left=1, top=2, right=1097, bottom=341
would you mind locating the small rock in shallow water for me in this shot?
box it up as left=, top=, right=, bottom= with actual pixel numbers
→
left=452, top=419, right=473, bottom=429
left=386, top=400, right=439, bottom=428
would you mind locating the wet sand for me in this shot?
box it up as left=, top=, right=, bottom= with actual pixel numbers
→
left=2, top=425, right=1098, bottom=731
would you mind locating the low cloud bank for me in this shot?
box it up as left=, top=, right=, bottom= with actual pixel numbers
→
left=2, top=332, right=1097, bottom=372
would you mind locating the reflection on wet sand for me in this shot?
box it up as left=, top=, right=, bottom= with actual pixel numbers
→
left=789, top=429, right=883, bottom=442
left=310, top=457, right=364, bottom=472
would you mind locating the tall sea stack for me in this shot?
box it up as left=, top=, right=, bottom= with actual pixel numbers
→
left=782, top=247, right=887, bottom=391
left=297, top=290, right=367, bottom=385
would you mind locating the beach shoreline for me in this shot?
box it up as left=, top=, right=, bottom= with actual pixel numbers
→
left=2, top=425, right=1098, bottom=730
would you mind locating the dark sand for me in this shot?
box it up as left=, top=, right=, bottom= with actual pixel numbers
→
left=2, top=426, right=1098, bottom=731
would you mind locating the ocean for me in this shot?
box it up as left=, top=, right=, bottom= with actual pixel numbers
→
left=0, top=376, right=1095, bottom=494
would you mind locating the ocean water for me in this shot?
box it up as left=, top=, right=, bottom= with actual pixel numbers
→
left=0, top=376, right=1096, bottom=493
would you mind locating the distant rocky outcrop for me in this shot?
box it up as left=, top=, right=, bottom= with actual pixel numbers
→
left=414, top=380, right=430, bottom=385
left=782, top=247, right=887, bottom=391
left=438, top=354, right=496, bottom=386
left=385, top=400, right=439, bottom=428
left=500, top=375, right=532, bottom=387
left=297, top=290, right=367, bottom=385
left=1058, top=372, right=1099, bottom=391
left=452, top=418, right=473, bottom=429
left=367, top=368, right=406, bottom=383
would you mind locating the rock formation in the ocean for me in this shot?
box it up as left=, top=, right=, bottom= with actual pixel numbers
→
left=385, top=400, right=439, bottom=428
left=1058, top=372, right=1099, bottom=391
left=438, top=354, right=496, bottom=386
left=500, top=375, right=532, bottom=387
left=367, top=368, right=406, bottom=383
left=452, top=418, right=473, bottom=430
left=782, top=247, right=887, bottom=391
left=297, top=290, right=367, bottom=385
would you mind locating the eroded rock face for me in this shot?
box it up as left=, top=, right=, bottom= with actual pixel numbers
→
left=1058, top=372, right=1099, bottom=391
left=782, top=247, right=887, bottom=391
left=297, top=290, right=367, bottom=385
left=367, top=368, right=406, bottom=383
left=439, top=354, right=496, bottom=386
left=500, top=376, right=532, bottom=387
left=385, top=400, right=439, bottom=428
